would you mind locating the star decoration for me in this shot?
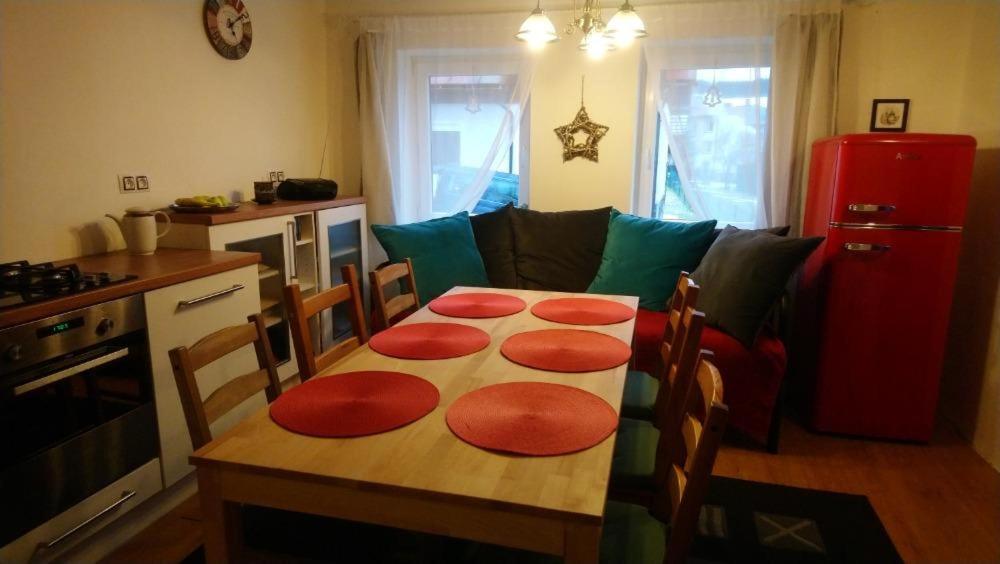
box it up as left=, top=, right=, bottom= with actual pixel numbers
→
left=554, top=106, right=610, bottom=163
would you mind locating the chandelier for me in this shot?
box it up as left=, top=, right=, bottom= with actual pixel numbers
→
left=515, top=0, right=647, bottom=58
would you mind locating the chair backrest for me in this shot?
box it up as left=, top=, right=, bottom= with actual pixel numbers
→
left=657, top=351, right=729, bottom=564
left=654, top=272, right=699, bottom=381
left=369, top=258, right=419, bottom=333
left=653, top=306, right=706, bottom=434
left=169, top=314, right=283, bottom=450
left=285, top=263, right=368, bottom=381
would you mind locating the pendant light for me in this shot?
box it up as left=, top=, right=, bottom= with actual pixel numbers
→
left=604, top=1, right=647, bottom=47
left=515, top=1, right=559, bottom=50
left=516, top=0, right=646, bottom=55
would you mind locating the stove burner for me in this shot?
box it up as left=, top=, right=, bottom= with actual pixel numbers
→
left=0, top=260, right=136, bottom=311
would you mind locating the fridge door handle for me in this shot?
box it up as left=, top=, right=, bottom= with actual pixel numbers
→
left=848, top=203, right=897, bottom=213
left=843, top=242, right=891, bottom=252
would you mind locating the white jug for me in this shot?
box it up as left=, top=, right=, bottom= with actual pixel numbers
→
left=106, top=207, right=171, bottom=255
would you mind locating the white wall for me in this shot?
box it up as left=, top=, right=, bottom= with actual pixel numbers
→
left=0, top=0, right=329, bottom=262
left=836, top=0, right=1000, bottom=472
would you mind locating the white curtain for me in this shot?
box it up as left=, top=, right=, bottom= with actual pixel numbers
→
left=358, top=14, right=536, bottom=226
left=641, top=0, right=840, bottom=230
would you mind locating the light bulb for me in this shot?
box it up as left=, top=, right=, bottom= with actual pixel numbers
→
left=605, top=1, right=647, bottom=47
left=515, top=6, right=559, bottom=49
left=579, top=29, right=615, bottom=59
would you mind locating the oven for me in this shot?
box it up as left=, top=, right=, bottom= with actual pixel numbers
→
left=0, top=294, right=159, bottom=553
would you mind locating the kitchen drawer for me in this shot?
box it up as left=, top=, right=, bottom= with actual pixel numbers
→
left=0, top=459, right=161, bottom=564
left=144, top=265, right=262, bottom=487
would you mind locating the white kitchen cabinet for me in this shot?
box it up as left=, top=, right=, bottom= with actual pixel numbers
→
left=143, top=265, right=262, bottom=487
left=316, top=204, right=369, bottom=349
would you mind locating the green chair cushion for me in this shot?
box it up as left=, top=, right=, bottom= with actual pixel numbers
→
left=587, top=211, right=717, bottom=311
left=599, top=500, right=668, bottom=564
left=621, top=370, right=658, bottom=421
left=610, top=417, right=659, bottom=492
left=371, top=212, right=490, bottom=305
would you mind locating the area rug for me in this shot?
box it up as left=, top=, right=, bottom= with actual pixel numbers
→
left=690, top=476, right=902, bottom=563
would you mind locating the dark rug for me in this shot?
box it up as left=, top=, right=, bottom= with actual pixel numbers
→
left=691, top=476, right=902, bottom=563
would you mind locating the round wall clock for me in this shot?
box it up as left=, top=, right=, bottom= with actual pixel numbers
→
left=203, top=0, right=252, bottom=60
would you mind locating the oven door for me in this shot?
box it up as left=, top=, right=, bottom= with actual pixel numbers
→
left=0, top=333, right=159, bottom=548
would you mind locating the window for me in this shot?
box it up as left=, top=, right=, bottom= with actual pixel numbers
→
left=428, top=75, right=523, bottom=215
left=402, top=55, right=531, bottom=222
left=637, top=49, right=771, bottom=228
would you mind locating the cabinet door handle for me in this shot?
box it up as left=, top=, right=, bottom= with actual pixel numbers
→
left=843, top=242, right=891, bottom=252
left=287, top=221, right=298, bottom=279
left=848, top=203, right=896, bottom=213
left=177, top=284, right=245, bottom=309
left=40, top=490, right=137, bottom=550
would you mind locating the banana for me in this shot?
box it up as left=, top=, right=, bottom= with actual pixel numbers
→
left=175, top=195, right=232, bottom=208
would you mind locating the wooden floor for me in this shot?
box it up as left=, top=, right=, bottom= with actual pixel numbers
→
left=106, top=418, right=1000, bottom=563
left=714, top=419, right=1000, bottom=562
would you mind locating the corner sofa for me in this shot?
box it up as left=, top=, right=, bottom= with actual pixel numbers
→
left=468, top=205, right=788, bottom=449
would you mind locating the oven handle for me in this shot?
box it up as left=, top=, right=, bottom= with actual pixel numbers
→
left=39, top=490, right=137, bottom=551
left=12, top=347, right=130, bottom=397
left=176, top=284, right=245, bottom=309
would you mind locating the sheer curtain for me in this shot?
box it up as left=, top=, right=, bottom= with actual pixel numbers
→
left=358, top=14, right=535, bottom=226
left=641, top=0, right=840, bottom=230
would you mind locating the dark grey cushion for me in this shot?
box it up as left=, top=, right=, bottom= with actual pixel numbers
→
left=509, top=206, right=612, bottom=292
left=469, top=204, right=518, bottom=288
left=691, top=226, right=823, bottom=347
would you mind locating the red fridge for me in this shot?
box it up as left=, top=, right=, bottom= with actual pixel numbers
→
left=797, top=133, right=976, bottom=441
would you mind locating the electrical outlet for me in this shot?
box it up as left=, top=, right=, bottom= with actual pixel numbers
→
left=267, top=171, right=279, bottom=182
left=136, top=175, right=149, bottom=191
left=118, top=175, right=137, bottom=193
left=277, top=171, right=285, bottom=181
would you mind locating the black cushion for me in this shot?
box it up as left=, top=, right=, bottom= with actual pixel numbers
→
left=691, top=226, right=823, bottom=348
left=469, top=204, right=518, bottom=288
left=509, top=206, right=612, bottom=292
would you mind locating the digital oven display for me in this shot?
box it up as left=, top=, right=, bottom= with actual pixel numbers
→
left=36, top=317, right=85, bottom=339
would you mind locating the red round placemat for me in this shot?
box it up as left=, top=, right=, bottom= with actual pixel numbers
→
left=531, top=297, right=636, bottom=325
left=369, top=322, right=490, bottom=360
left=269, top=371, right=439, bottom=437
left=428, top=292, right=527, bottom=319
left=501, top=329, right=632, bottom=372
left=446, top=382, right=618, bottom=456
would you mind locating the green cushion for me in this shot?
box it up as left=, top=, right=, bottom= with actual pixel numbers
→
left=599, top=501, right=668, bottom=564
left=587, top=211, right=717, bottom=310
left=371, top=212, right=490, bottom=305
left=611, top=417, right=659, bottom=492
left=690, top=225, right=823, bottom=347
left=621, top=370, right=658, bottom=421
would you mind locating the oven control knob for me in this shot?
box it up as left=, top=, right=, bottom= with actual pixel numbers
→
left=3, top=344, right=22, bottom=362
left=96, top=318, right=115, bottom=336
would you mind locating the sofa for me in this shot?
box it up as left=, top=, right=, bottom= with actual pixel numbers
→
left=468, top=205, right=789, bottom=450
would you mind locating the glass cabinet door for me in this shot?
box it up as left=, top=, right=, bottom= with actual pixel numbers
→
left=225, top=234, right=291, bottom=366
left=325, top=220, right=363, bottom=348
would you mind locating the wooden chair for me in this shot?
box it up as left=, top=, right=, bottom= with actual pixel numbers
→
left=610, top=306, right=706, bottom=502
left=284, top=264, right=368, bottom=382
left=169, top=314, right=282, bottom=450
left=369, top=258, right=419, bottom=333
left=621, top=273, right=699, bottom=422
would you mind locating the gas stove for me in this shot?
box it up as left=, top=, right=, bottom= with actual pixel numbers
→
left=0, top=260, right=137, bottom=311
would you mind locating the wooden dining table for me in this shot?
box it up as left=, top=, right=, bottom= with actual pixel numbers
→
left=191, top=286, right=639, bottom=563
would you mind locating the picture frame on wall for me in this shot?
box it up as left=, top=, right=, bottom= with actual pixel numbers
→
left=870, top=99, right=910, bottom=132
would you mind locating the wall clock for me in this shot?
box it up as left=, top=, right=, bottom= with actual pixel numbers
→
left=204, top=0, right=252, bottom=60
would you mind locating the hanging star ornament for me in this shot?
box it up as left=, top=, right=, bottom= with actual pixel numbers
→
left=554, top=106, right=610, bottom=163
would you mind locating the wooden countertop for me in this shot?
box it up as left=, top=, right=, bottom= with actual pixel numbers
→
left=162, top=196, right=365, bottom=226
left=0, top=249, right=260, bottom=329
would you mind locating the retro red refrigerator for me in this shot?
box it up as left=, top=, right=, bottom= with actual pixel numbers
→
left=797, top=133, right=976, bottom=441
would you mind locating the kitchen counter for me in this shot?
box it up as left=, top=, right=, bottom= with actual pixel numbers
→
left=161, top=196, right=365, bottom=226
left=0, top=249, right=260, bottom=329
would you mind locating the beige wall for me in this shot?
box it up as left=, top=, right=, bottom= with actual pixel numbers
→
left=0, top=0, right=328, bottom=262
left=835, top=0, right=1000, bottom=472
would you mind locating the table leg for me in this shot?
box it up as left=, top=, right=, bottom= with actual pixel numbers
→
left=564, top=522, right=601, bottom=564
left=197, top=467, right=242, bottom=563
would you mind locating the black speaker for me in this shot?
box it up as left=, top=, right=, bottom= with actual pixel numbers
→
left=276, top=178, right=339, bottom=200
